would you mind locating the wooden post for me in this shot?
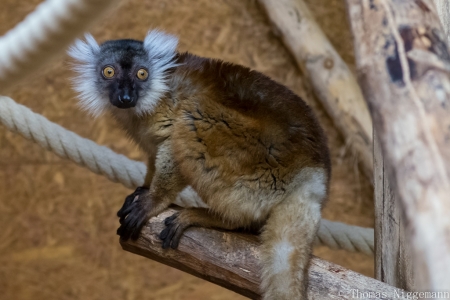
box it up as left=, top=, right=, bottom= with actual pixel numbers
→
left=374, top=133, right=414, bottom=290
left=345, top=0, right=450, bottom=291
left=121, top=208, right=406, bottom=299
left=371, top=0, right=449, bottom=292
left=434, top=0, right=450, bottom=45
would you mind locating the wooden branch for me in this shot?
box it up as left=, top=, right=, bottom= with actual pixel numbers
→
left=120, top=208, right=404, bottom=299
left=345, top=0, right=450, bottom=290
left=374, top=134, right=414, bottom=290
left=258, top=0, right=373, bottom=180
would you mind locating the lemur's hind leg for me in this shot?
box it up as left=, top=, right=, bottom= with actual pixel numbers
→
left=260, top=173, right=325, bottom=300
left=260, top=201, right=320, bottom=299
left=159, top=208, right=253, bottom=249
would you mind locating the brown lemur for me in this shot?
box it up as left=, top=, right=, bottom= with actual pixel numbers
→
left=68, top=30, right=331, bottom=299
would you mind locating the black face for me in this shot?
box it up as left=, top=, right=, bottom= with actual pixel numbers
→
left=97, top=39, right=151, bottom=109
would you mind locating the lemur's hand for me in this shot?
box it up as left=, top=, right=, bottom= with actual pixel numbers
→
left=117, top=186, right=151, bottom=241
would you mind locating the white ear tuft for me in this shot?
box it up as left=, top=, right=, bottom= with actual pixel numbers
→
left=143, top=30, right=179, bottom=61
left=68, top=34, right=100, bottom=64
left=136, top=30, right=180, bottom=115
left=67, top=34, right=107, bottom=117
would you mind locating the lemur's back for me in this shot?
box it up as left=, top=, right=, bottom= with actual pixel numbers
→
left=170, top=53, right=330, bottom=211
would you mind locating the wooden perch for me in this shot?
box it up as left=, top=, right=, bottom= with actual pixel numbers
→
left=345, top=0, right=450, bottom=290
left=121, top=208, right=403, bottom=299
left=258, top=0, right=373, bottom=180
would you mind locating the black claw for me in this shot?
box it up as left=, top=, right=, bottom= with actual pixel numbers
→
left=116, top=186, right=150, bottom=241
left=171, top=235, right=181, bottom=249
left=162, top=224, right=178, bottom=249
left=118, top=212, right=145, bottom=241
left=117, top=186, right=148, bottom=216
left=130, top=229, right=141, bottom=241
left=159, top=227, right=170, bottom=240
left=119, top=202, right=139, bottom=224
left=117, top=197, right=133, bottom=217
left=117, top=223, right=129, bottom=238
left=159, top=213, right=187, bottom=250
left=161, top=223, right=182, bottom=249
left=164, top=214, right=178, bottom=225
left=118, top=222, right=131, bottom=240
left=131, top=212, right=147, bottom=240
left=171, top=228, right=186, bottom=249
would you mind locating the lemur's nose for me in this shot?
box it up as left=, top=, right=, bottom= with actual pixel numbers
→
left=121, top=94, right=132, bottom=103
left=119, top=89, right=134, bottom=104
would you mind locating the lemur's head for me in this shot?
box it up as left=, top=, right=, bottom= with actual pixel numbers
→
left=68, top=30, right=179, bottom=116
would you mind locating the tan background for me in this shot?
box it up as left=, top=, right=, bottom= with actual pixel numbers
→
left=0, top=0, right=374, bottom=299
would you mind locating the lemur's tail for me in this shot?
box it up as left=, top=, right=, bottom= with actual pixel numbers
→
left=260, top=168, right=326, bottom=300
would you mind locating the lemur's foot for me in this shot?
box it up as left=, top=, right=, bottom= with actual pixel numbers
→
left=117, top=186, right=151, bottom=241
left=159, top=213, right=190, bottom=249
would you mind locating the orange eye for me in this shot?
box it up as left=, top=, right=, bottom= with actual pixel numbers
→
left=136, top=68, right=148, bottom=80
left=102, top=66, right=115, bottom=78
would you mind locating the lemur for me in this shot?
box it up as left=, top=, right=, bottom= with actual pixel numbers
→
left=68, top=30, right=331, bottom=299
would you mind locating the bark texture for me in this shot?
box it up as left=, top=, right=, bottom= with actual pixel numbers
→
left=346, top=0, right=450, bottom=290
left=374, top=134, right=414, bottom=291
left=434, top=0, right=450, bottom=44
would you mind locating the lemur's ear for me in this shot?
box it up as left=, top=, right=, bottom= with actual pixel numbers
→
left=68, top=34, right=105, bottom=117
left=135, top=30, right=180, bottom=116
left=143, top=30, right=179, bottom=66
left=68, top=34, right=100, bottom=64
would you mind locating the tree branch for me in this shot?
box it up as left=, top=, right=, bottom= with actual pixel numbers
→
left=120, top=208, right=403, bottom=299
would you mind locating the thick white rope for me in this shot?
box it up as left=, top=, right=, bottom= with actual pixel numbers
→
left=0, top=96, right=145, bottom=188
left=0, top=0, right=120, bottom=92
left=0, top=95, right=374, bottom=255
left=317, top=219, right=374, bottom=256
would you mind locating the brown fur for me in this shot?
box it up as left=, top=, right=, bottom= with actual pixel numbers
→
left=115, top=53, right=331, bottom=299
